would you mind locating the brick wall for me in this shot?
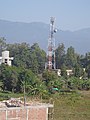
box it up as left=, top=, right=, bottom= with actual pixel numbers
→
left=0, top=104, right=53, bottom=120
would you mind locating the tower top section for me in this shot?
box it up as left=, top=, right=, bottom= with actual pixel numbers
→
left=50, top=17, right=55, bottom=24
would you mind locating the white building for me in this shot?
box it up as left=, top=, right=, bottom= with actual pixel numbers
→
left=0, top=51, right=13, bottom=66
left=57, top=69, right=61, bottom=76
left=56, top=69, right=73, bottom=77
left=66, top=69, right=73, bottom=76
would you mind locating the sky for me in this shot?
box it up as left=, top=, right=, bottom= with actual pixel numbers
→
left=0, top=0, right=90, bottom=31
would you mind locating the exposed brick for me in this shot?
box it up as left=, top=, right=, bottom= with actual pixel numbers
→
left=0, top=104, right=53, bottom=120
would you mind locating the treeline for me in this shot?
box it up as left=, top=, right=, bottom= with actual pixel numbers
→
left=0, top=37, right=90, bottom=97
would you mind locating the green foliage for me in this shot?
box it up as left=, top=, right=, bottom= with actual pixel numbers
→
left=0, top=91, right=23, bottom=101
left=0, top=64, right=48, bottom=98
left=30, top=43, right=46, bottom=74
left=55, top=43, right=65, bottom=69
left=67, top=77, right=90, bottom=90
left=7, top=42, right=46, bottom=74
left=42, top=70, right=63, bottom=94
left=0, top=64, right=20, bottom=92
left=65, top=46, right=78, bottom=68
left=74, top=63, right=83, bottom=77
left=1, top=39, right=90, bottom=99
left=0, top=37, right=7, bottom=55
left=60, top=63, right=67, bottom=78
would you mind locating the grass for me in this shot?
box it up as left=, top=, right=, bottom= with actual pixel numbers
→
left=0, top=91, right=23, bottom=101
left=49, top=91, right=90, bottom=120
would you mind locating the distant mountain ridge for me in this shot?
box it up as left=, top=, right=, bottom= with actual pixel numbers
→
left=0, top=19, right=90, bottom=54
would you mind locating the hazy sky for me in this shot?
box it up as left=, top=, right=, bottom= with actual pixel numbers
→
left=0, top=0, right=90, bottom=31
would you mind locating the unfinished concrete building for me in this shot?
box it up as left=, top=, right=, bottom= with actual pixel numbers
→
left=0, top=51, right=13, bottom=66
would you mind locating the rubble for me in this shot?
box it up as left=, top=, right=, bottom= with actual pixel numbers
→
left=0, top=97, right=45, bottom=108
left=0, top=98, right=23, bottom=108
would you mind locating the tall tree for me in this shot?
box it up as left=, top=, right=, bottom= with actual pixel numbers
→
left=7, top=42, right=30, bottom=68
left=55, top=43, right=65, bottom=69
left=65, top=46, right=78, bottom=68
left=0, top=64, right=19, bottom=92
left=0, top=37, right=7, bottom=55
left=30, top=43, right=46, bottom=73
left=74, top=63, right=83, bottom=78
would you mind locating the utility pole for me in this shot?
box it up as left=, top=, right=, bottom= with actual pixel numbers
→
left=24, top=82, right=26, bottom=106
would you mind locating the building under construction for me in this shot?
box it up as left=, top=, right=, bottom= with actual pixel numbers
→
left=0, top=98, right=54, bottom=120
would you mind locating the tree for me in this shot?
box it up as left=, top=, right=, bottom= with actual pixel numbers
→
left=0, top=64, right=19, bottom=92
left=42, top=70, right=62, bottom=94
left=7, top=42, right=46, bottom=74
left=65, top=46, right=78, bottom=68
left=0, top=37, right=7, bottom=55
left=74, top=63, right=83, bottom=78
left=30, top=43, right=46, bottom=73
left=55, top=43, right=65, bottom=69
left=7, top=42, right=30, bottom=68
left=60, top=63, right=67, bottom=78
left=18, top=68, right=47, bottom=97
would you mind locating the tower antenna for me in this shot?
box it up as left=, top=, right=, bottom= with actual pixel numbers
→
left=45, top=17, right=57, bottom=70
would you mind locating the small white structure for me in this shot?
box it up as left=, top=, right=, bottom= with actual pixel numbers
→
left=0, top=51, right=13, bottom=66
left=57, top=69, right=61, bottom=76
left=66, top=69, right=73, bottom=76
left=57, top=69, right=73, bottom=76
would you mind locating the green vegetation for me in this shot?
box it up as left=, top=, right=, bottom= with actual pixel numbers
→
left=50, top=91, right=90, bottom=120
left=0, top=91, right=23, bottom=101
left=0, top=38, right=90, bottom=119
left=0, top=38, right=90, bottom=97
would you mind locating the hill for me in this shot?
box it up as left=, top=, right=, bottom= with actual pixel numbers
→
left=0, top=19, right=90, bottom=54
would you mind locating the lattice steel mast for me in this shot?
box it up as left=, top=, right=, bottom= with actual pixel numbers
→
left=46, top=17, right=57, bottom=70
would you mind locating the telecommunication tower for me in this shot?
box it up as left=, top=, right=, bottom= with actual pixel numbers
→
left=46, top=17, right=57, bottom=70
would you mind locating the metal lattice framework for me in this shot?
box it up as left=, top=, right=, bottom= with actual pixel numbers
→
left=46, top=17, right=57, bottom=70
